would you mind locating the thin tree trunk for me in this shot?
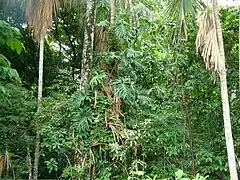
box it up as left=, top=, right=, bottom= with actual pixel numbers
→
left=181, top=92, right=195, bottom=176
left=219, top=72, right=238, bottom=180
left=79, top=0, right=95, bottom=91
left=33, top=133, right=40, bottom=180
left=27, top=148, right=32, bottom=180
left=37, top=34, right=44, bottom=104
left=33, top=34, right=45, bottom=180
left=239, top=11, right=240, bottom=91
left=212, top=1, right=238, bottom=179
left=171, top=71, right=195, bottom=176
left=110, top=0, right=115, bottom=27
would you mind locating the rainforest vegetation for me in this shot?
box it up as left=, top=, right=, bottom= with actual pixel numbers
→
left=0, top=0, right=239, bottom=179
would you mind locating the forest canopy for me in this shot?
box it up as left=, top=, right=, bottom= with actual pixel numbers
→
left=0, top=0, right=239, bottom=179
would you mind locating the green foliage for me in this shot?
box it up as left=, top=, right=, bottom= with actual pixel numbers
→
left=0, top=20, right=23, bottom=54
left=0, top=1, right=239, bottom=180
left=127, top=170, right=207, bottom=180
left=62, top=164, right=91, bottom=179
left=0, top=54, right=20, bottom=83
left=0, top=20, right=32, bottom=178
left=0, top=83, right=36, bottom=178
left=89, top=69, right=107, bottom=90
left=45, top=158, right=58, bottom=173
left=0, top=20, right=23, bottom=94
left=0, top=54, right=10, bottom=67
left=38, top=92, right=113, bottom=176
left=175, top=170, right=208, bottom=180
left=45, top=69, right=77, bottom=95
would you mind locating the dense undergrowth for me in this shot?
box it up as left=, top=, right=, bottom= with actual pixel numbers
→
left=0, top=1, right=239, bottom=179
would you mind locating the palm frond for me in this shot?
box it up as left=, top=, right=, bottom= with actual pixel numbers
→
left=25, top=0, right=60, bottom=41
left=164, top=0, right=205, bottom=40
left=196, top=7, right=225, bottom=75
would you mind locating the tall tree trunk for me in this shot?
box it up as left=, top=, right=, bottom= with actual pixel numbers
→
left=33, top=34, right=45, bottom=180
left=79, top=0, right=95, bottom=91
left=212, top=1, right=238, bottom=179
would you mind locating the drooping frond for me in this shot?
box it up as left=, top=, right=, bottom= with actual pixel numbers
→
left=164, top=0, right=205, bottom=40
left=25, top=0, right=59, bottom=41
left=196, top=7, right=225, bottom=75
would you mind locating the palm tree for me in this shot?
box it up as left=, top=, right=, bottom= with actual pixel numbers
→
left=196, top=1, right=238, bottom=179
left=166, top=0, right=238, bottom=179
left=211, top=1, right=238, bottom=179
left=25, top=0, right=59, bottom=179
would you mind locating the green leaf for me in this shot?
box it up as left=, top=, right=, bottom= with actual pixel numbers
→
left=0, top=36, right=6, bottom=44
left=0, top=20, right=23, bottom=54
left=130, top=170, right=145, bottom=176
left=6, top=38, right=15, bottom=50
left=6, top=39, right=23, bottom=54
left=135, top=171, right=145, bottom=176
left=175, top=170, right=184, bottom=178
left=0, top=85, right=6, bottom=94
left=0, top=54, right=11, bottom=67
left=15, top=41, right=23, bottom=54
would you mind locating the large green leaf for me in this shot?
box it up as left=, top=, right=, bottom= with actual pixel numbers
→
left=0, top=20, right=24, bottom=54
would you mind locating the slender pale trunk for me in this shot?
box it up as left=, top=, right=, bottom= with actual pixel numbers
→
left=219, top=72, right=238, bottom=180
left=110, top=0, right=115, bottom=27
left=79, top=0, right=95, bottom=91
left=239, top=12, right=240, bottom=91
left=37, top=34, right=44, bottom=103
left=212, top=1, right=238, bottom=179
left=33, top=34, right=45, bottom=180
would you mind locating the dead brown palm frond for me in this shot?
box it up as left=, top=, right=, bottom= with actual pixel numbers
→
left=25, top=0, right=60, bottom=41
left=196, top=7, right=225, bottom=75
